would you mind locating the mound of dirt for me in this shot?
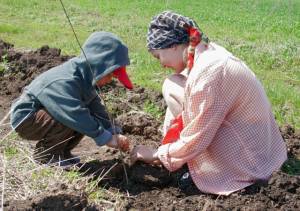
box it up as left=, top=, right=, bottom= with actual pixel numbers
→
left=129, top=161, right=172, bottom=187
left=4, top=194, right=88, bottom=211
left=0, top=42, right=72, bottom=110
left=1, top=40, right=300, bottom=210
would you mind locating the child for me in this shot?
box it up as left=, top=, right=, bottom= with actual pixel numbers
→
left=130, top=11, right=287, bottom=195
left=11, top=32, right=133, bottom=166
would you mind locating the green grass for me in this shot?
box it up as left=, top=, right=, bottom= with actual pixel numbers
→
left=143, top=100, right=164, bottom=120
left=0, top=0, right=299, bottom=128
left=0, top=54, right=9, bottom=74
left=282, top=156, right=300, bottom=175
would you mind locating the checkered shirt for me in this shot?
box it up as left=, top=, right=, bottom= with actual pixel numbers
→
left=157, top=42, right=287, bottom=195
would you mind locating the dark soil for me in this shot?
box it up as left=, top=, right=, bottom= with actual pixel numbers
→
left=4, top=194, right=88, bottom=211
left=1, top=40, right=299, bottom=210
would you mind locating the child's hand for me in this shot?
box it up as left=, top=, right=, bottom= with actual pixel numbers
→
left=106, top=134, right=130, bottom=152
left=130, top=145, right=161, bottom=165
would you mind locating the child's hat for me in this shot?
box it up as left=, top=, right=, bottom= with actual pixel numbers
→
left=113, top=66, right=133, bottom=89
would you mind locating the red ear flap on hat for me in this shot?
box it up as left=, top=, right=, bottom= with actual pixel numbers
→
left=113, top=67, right=133, bottom=89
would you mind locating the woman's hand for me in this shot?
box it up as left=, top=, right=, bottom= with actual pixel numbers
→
left=130, top=145, right=161, bottom=165
left=106, top=134, right=130, bottom=152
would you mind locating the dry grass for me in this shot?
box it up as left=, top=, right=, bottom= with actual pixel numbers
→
left=0, top=122, right=128, bottom=209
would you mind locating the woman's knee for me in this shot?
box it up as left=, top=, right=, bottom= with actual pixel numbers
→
left=162, top=74, right=187, bottom=116
left=162, top=74, right=187, bottom=98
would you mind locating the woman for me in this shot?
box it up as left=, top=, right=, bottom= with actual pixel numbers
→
left=130, top=11, right=287, bottom=195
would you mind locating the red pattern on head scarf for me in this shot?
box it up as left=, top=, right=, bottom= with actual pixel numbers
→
left=187, top=27, right=202, bottom=71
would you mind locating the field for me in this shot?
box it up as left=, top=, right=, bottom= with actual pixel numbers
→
left=1, top=0, right=299, bottom=127
left=0, top=0, right=299, bottom=210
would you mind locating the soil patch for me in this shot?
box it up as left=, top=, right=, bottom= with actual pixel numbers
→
left=4, top=194, right=88, bottom=211
left=1, top=40, right=299, bottom=210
